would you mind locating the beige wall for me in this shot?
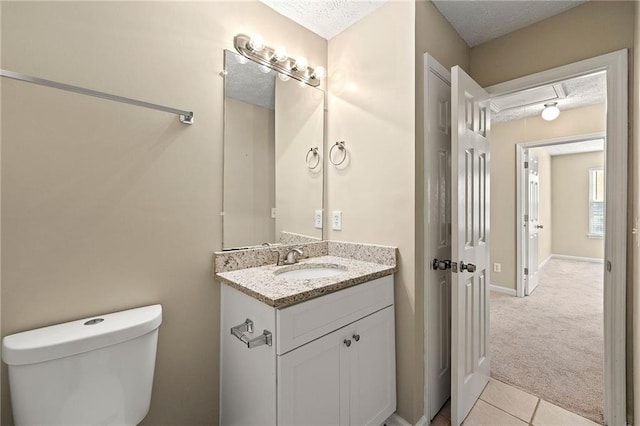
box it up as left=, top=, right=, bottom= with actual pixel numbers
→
left=414, top=1, right=470, bottom=421
left=0, top=2, right=326, bottom=425
left=551, top=151, right=605, bottom=259
left=490, top=105, right=605, bottom=290
left=326, top=1, right=416, bottom=421
left=275, top=78, right=324, bottom=241
left=470, top=1, right=635, bottom=87
left=223, top=98, right=275, bottom=248
left=530, top=148, right=552, bottom=265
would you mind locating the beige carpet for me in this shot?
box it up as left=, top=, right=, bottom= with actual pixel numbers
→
left=490, top=258, right=604, bottom=424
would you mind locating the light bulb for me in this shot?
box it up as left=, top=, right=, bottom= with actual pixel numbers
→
left=248, top=34, right=265, bottom=52
left=278, top=73, right=290, bottom=82
left=234, top=54, right=248, bottom=65
left=541, top=102, right=560, bottom=121
left=258, top=64, right=271, bottom=74
left=273, top=46, right=287, bottom=62
left=312, top=66, right=326, bottom=80
left=293, top=56, right=308, bottom=71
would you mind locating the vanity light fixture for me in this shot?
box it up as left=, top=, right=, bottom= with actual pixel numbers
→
left=258, top=65, right=271, bottom=74
left=272, top=46, right=288, bottom=62
left=293, top=56, right=308, bottom=72
left=541, top=102, right=560, bottom=121
left=234, top=33, right=324, bottom=87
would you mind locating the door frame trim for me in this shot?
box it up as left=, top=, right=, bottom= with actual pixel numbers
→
left=486, top=49, right=628, bottom=426
left=422, top=52, right=451, bottom=422
left=515, top=132, right=606, bottom=298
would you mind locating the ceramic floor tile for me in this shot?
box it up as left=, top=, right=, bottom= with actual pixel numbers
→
left=479, top=379, right=539, bottom=422
left=533, top=400, right=600, bottom=426
left=462, top=399, right=527, bottom=426
left=431, top=414, right=451, bottom=426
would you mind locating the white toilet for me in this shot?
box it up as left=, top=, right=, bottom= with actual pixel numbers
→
left=2, top=304, right=162, bottom=426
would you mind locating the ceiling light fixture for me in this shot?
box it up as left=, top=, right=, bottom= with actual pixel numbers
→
left=234, top=34, right=324, bottom=87
left=541, top=102, right=560, bottom=121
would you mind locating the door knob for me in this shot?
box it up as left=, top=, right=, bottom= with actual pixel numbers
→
left=432, top=258, right=452, bottom=270
left=344, top=339, right=352, bottom=347
left=460, top=261, right=477, bottom=273
left=352, top=334, right=360, bottom=342
left=535, top=224, right=544, bottom=229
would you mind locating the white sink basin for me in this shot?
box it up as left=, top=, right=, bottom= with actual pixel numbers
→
left=276, top=264, right=346, bottom=280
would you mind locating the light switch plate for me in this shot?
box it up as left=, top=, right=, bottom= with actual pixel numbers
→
left=332, top=211, right=342, bottom=231
left=314, top=210, right=323, bottom=229
left=493, top=263, right=501, bottom=273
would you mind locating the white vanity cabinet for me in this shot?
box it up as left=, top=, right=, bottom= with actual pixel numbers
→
left=220, top=275, right=396, bottom=426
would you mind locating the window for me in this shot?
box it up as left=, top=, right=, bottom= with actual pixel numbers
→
left=589, top=168, right=604, bottom=237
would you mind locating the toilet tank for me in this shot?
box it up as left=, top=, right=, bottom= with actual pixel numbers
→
left=2, top=304, right=162, bottom=426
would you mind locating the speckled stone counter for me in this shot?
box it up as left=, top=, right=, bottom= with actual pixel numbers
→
left=213, top=241, right=397, bottom=308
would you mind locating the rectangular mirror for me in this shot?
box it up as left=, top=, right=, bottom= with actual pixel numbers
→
left=223, top=49, right=324, bottom=250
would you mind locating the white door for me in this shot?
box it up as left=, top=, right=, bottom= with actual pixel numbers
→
left=450, top=66, right=491, bottom=426
left=424, top=55, right=452, bottom=421
left=525, top=151, right=541, bottom=295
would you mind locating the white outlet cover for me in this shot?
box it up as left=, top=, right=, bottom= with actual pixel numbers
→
left=315, top=210, right=323, bottom=229
left=332, top=211, right=342, bottom=231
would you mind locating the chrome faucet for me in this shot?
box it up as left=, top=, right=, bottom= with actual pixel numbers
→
left=271, top=247, right=304, bottom=266
left=283, top=248, right=304, bottom=265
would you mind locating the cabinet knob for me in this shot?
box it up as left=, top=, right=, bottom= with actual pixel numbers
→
left=344, top=339, right=352, bottom=347
left=352, top=334, right=360, bottom=342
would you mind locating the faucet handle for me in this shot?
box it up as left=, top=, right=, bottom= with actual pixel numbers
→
left=270, top=249, right=283, bottom=266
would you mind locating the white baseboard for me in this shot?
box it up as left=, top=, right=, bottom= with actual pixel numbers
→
left=384, top=413, right=428, bottom=426
left=490, top=284, right=517, bottom=296
left=551, top=254, right=604, bottom=263
left=384, top=413, right=410, bottom=426
left=538, top=254, right=553, bottom=269
left=416, top=416, right=428, bottom=426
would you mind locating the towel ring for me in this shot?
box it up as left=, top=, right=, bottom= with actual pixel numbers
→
left=330, top=141, right=347, bottom=166
left=306, top=147, right=320, bottom=169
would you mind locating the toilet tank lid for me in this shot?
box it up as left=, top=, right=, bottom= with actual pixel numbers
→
left=2, top=304, right=162, bottom=366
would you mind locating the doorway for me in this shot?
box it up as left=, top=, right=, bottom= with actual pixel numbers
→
left=493, top=135, right=607, bottom=423
left=423, top=49, right=628, bottom=426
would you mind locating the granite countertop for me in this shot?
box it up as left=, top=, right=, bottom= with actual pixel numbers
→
left=214, top=243, right=397, bottom=308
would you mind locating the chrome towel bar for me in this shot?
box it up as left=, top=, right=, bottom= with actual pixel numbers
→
left=1, top=69, right=194, bottom=125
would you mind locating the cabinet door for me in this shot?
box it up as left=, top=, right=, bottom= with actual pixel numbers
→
left=278, top=329, right=350, bottom=426
left=348, top=307, right=396, bottom=426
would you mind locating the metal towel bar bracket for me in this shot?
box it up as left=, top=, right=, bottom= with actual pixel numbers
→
left=231, top=318, right=273, bottom=349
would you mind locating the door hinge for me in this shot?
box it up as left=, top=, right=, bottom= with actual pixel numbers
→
left=524, top=268, right=529, bottom=275
left=524, top=214, right=529, bottom=222
left=524, top=161, right=529, bottom=168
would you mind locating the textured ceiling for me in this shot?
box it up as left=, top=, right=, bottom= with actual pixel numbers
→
left=432, top=0, right=588, bottom=46
left=492, top=71, right=605, bottom=123
left=225, top=50, right=276, bottom=110
left=259, top=0, right=386, bottom=40
left=541, top=139, right=603, bottom=156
